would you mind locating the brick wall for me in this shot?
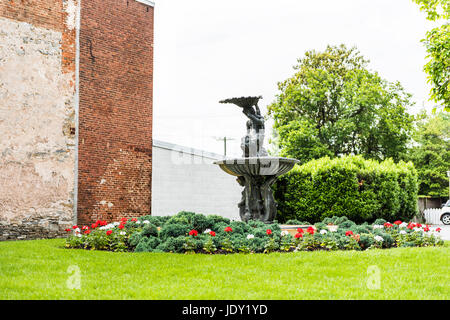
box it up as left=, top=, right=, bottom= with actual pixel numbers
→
left=77, top=0, right=154, bottom=225
left=0, top=0, right=79, bottom=240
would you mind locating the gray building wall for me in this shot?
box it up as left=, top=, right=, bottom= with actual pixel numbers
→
left=151, top=140, right=241, bottom=220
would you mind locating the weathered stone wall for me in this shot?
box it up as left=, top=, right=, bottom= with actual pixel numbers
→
left=77, top=0, right=154, bottom=225
left=0, top=1, right=79, bottom=240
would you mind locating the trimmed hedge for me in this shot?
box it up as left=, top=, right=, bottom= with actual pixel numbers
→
left=273, top=155, right=419, bottom=224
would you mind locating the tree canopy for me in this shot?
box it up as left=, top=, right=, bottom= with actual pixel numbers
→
left=268, top=44, right=415, bottom=164
left=408, top=111, right=450, bottom=197
left=412, top=0, right=450, bottom=111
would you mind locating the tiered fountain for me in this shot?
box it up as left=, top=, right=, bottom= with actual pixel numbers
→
left=214, top=96, right=299, bottom=223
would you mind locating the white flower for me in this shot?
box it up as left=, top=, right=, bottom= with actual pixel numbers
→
left=281, top=230, right=289, bottom=237
left=136, top=220, right=141, bottom=224
left=246, top=234, right=255, bottom=240
left=76, top=233, right=82, bottom=238
left=119, top=231, right=126, bottom=236
left=413, top=227, right=422, bottom=232
left=204, top=229, right=212, bottom=234
left=399, top=222, right=408, bottom=228
left=373, top=225, right=384, bottom=229
left=320, top=229, right=327, bottom=235
left=113, top=222, right=120, bottom=226
left=399, top=230, right=407, bottom=235
left=74, top=228, right=80, bottom=233
left=99, top=226, right=106, bottom=230
left=143, top=220, right=150, bottom=224
left=374, top=235, right=384, bottom=242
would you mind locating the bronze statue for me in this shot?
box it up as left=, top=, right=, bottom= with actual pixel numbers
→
left=219, top=96, right=267, bottom=157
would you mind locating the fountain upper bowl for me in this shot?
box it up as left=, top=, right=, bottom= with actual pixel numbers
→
left=214, top=157, right=299, bottom=177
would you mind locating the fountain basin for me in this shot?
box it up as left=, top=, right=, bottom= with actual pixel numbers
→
left=214, top=157, right=299, bottom=177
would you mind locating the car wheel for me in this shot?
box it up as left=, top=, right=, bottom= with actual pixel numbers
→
left=441, top=213, right=450, bottom=225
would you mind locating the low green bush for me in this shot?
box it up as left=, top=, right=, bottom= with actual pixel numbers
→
left=273, top=155, right=419, bottom=223
left=65, top=212, right=443, bottom=254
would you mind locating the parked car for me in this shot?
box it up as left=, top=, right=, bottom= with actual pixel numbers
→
left=441, top=201, right=450, bottom=225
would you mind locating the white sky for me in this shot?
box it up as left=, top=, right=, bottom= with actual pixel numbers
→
left=153, top=0, right=437, bottom=157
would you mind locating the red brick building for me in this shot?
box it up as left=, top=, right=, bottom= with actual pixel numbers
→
left=0, top=0, right=154, bottom=240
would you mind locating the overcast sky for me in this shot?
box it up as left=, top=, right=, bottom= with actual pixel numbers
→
left=153, top=0, right=436, bottom=157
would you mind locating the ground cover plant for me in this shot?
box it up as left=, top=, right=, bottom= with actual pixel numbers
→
left=64, top=211, right=443, bottom=253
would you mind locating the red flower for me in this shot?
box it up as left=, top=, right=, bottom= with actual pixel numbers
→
left=306, top=226, right=315, bottom=235
left=118, top=224, right=125, bottom=230
left=82, top=226, right=89, bottom=230
left=106, top=230, right=112, bottom=236
left=423, top=226, right=430, bottom=232
left=407, top=223, right=415, bottom=230
left=416, top=223, right=422, bottom=228
left=72, top=225, right=78, bottom=229
left=189, top=229, right=198, bottom=236
left=65, top=228, right=71, bottom=232
left=297, top=228, right=304, bottom=234
left=224, top=226, right=233, bottom=233
left=266, top=229, right=272, bottom=235
left=91, top=223, right=98, bottom=229
left=209, top=231, right=216, bottom=237
left=384, top=222, right=393, bottom=228
left=100, top=220, right=107, bottom=226
left=345, top=230, right=354, bottom=236
left=394, top=220, right=402, bottom=225
left=294, top=232, right=303, bottom=239
left=84, top=230, right=91, bottom=235
left=120, top=217, right=127, bottom=224
left=131, top=218, right=137, bottom=222
left=436, top=228, right=441, bottom=232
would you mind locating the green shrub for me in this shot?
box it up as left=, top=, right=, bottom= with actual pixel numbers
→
left=273, top=155, right=418, bottom=223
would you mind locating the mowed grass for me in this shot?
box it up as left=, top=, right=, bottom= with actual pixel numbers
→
left=0, top=239, right=449, bottom=299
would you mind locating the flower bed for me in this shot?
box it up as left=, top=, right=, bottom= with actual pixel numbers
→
left=64, top=212, right=444, bottom=253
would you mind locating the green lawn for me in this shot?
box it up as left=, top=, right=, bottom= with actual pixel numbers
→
left=0, top=239, right=449, bottom=299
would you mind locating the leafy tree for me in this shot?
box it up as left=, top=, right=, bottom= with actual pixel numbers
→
left=412, top=0, right=450, bottom=111
left=268, top=44, right=415, bottom=164
left=408, top=111, right=450, bottom=196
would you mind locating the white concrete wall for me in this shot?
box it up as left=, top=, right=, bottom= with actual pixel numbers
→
left=151, top=144, right=242, bottom=220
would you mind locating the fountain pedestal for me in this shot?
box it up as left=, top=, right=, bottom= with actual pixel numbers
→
left=214, top=157, right=298, bottom=223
